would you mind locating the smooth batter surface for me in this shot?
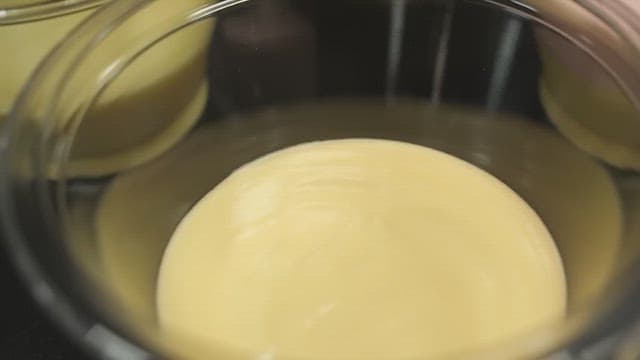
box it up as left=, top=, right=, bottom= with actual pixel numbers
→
left=157, top=139, right=567, bottom=358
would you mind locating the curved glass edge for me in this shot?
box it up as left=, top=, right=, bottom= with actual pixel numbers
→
left=577, top=0, right=640, bottom=111
left=0, top=0, right=156, bottom=358
left=0, top=0, right=107, bottom=25
left=570, top=0, right=640, bottom=357
left=580, top=0, right=640, bottom=54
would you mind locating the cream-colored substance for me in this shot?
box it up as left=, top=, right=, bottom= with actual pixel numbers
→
left=94, top=102, right=619, bottom=329
left=0, top=0, right=47, bottom=6
left=0, top=8, right=92, bottom=114
left=156, top=138, right=567, bottom=358
left=0, top=1, right=214, bottom=177
left=528, top=0, right=640, bottom=169
left=536, top=30, right=640, bottom=170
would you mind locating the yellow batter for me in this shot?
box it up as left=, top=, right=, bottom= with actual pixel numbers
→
left=528, top=0, right=640, bottom=169
left=156, top=138, right=567, bottom=358
left=0, top=1, right=214, bottom=177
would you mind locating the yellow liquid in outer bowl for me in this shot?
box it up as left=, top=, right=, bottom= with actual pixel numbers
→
left=527, top=0, right=640, bottom=169
left=0, top=0, right=45, bottom=8
left=0, top=1, right=215, bottom=177
left=0, top=7, right=91, bottom=115
left=0, top=0, right=49, bottom=7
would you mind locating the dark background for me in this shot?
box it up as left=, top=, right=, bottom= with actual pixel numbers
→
left=0, top=251, right=89, bottom=359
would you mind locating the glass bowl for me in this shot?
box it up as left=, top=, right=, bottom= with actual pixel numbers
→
left=3, top=0, right=640, bottom=358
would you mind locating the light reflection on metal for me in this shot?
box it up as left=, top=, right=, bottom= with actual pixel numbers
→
left=431, top=2, right=455, bottom=105
left=386, top=0, right=407, bottom=99
left=487, top=17, right=522, bottom=111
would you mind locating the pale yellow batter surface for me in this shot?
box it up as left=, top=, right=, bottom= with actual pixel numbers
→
left=157, top=139, right=567, bottom=358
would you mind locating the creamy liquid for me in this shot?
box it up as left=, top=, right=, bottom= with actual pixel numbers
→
left=538, top=44, right=640, bottom=170
left=157, top=138, right=567, bottom=358
left=0, top=1, right=214, bottom=177
left=0, top=8, right=91, bottom=115
left=529, top=0, right=640, bottom=169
